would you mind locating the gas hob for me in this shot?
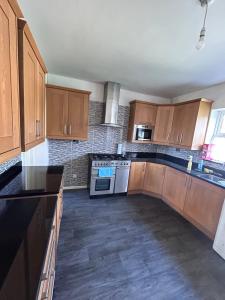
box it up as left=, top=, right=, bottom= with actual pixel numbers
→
left=89, top=153, right=131, bottom=167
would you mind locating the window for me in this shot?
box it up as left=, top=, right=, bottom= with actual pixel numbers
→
left=210, top=111, right=225, bottom=163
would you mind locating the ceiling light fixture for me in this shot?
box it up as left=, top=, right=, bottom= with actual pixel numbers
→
left=196, top=0, right=215, bottom=50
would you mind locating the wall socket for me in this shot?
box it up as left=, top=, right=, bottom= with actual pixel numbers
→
left=72, top=174, right=77, bottom=179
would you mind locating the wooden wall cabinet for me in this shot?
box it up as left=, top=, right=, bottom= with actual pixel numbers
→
left=0, top=0, right=21, bottom=163
left=153, top=106, right=174, bottom=144
left=127, top=101, right=157, bottom=142
left=131, top=101, right=157, bottom=125
left=18, top=19, right=47, bottom=151
left=168, top=99, right=212, bottom=150
left=162, top=167, right=189, bottom=214
left=46, top=85, right=90, bottom=140
left=143, top=163, right=166, bottom=197
left=128, top=99, right=212, bottom=149
left=128, top=162, right=146, bottom=193
left=183, top=177, right=225, bottom=239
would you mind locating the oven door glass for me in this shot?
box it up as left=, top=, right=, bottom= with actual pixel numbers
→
left=136, top=128, right=152, bottom=141
left=95, top=178, right=111, bottom=191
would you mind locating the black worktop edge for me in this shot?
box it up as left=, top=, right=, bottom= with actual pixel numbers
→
left=126, top=153, right=225, bottom=190
left=0, top=164, right=64, bottom=199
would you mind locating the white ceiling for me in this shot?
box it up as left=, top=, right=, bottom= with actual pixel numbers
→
left=18, top=0, right=225, bottom=98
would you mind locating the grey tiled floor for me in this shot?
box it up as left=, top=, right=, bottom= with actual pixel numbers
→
left=53, top=190, right=225, bottom=300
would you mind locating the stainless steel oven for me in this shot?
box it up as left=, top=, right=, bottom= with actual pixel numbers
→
left=90, top=167, right=116, bottom=196
left=133, top=124, right=153, bottom=142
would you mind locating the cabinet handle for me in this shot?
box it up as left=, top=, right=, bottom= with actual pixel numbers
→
left=69, top=124, right=72, bottom=135
left=176, top=135, right=180, bottom=143
left=64, top=124, right=67, bottom=135
left=180, top=133, right=183, bottom=144
left=36, top=120, right=39, bottom=137
left=38, top=120, right=41, bottom=137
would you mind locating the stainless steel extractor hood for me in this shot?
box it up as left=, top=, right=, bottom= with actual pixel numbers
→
left=101, top=82, right=121, bottom=127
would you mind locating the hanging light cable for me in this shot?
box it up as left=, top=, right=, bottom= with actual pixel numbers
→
left=196, top=1, right=209, bottom=50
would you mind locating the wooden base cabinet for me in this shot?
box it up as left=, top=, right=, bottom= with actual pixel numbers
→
left=46, top=85, right=90, bottom=141
left=162, top=167, right=189, bottom=214
left=183, top=177, right=225, bottom=239
left=143, top=163, right=166, bottom=197
left=128, top=162, right=225, bottom=240
left=0, top=0, right=21, bottom=164
left=128, top=162, right=146, bottom=193
left=18, top=19, right=47, bottom=151
left=37, top=187, right=63, bottom=300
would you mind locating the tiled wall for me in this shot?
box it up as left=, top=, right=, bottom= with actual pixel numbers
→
left=48, top=101, right=156, bottom=187
left=157, top=145, right=225, bottom=171
left=48, top=102, right=225, bottom=187
left=0, top=155, right=21, bottom=175
left=1, top=102, right=223, bottom=188
left=0, top=155, right=21, bottom=213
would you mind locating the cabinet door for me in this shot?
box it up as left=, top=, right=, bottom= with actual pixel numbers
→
left=183, top=177, right=225, bottom=239
left=0, top=242, right=27, bottom=300
left=46, top=88, right=68, bottom=138
left=154, top=106, right=174, bottom=143
left=0, top=0, right=20, bottom=158
left=36, top=63, right=45, bottom=140
left=134, top=103, right=157, bottom=125
left=162, top=167, right=189, bottom=213
left=67, top=92, right=89, bottom=140
left=169, top=105, right=184, bottom=145
left=23, top=34, right=37, bottom=145
left=128, top=162, right=146, bottom=192
left=180, top=102, right=199, bottom=147
left=143, top=163, right=165, bottom=196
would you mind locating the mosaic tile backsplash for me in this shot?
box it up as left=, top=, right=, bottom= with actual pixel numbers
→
left=48, top=101, right=157, bottom=187
left=48, top=101, right=225, bottom=187
left=156, top=145, right=225, bottom=171
left=0, top=155, right=21, bottom=175
left=0, top=102, right=224, bottom=188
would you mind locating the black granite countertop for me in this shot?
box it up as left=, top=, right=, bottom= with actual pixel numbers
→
left=0, top=162, right=64, bottom=199
left=0, top=195, right=57, bottom=299
left=125, top=152, right=225, bottom=190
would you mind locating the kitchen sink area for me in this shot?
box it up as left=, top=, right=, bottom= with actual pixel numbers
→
left=196, top=173, right=225, bottom=187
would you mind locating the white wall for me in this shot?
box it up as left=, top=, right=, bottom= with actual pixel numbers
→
left=173, top=82, right=225, bottom=109
left=119, top=89, right=170, bottom=106
left=22, top=140, right=49, bottom=166
left=47, top=74, right=171, bottom=106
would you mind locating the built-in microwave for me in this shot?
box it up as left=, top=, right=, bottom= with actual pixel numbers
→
left=133, top=124, right=153, bottom=142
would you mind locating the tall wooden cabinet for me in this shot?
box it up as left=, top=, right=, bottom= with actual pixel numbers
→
left=0, top=0, right=21, bottom=163
left=46, top=85, right=90, bottom=140
left=18, top=19, right=47, bottom=151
